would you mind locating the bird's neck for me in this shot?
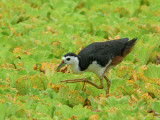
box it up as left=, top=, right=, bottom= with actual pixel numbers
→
left=70, top=56, right=82, bottom=73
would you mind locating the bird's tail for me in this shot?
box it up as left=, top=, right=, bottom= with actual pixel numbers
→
left=123, top=38, right=137, bottom=57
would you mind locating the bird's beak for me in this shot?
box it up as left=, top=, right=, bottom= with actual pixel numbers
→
left=56, top=60, right=65, bottom=71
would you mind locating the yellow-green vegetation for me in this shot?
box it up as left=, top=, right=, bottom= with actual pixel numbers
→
left=0, top=0, right=160, bottom=119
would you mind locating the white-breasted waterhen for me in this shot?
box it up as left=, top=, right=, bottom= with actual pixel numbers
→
left=56, top=38, right=137, bottom=95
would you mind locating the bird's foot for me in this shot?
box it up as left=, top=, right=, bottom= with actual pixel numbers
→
left=105, top=89, right=110, bottom=97
left=106, top=89, right=109, bottom=95
left=59, top=78, right=86, bottom=83
left=60, top=78, right=104, bottom=90
left=105, top=94, right=110, bottom=98
left=104, top=76, right=111, bottom=97
left=81, top=82, right=86, bottom=90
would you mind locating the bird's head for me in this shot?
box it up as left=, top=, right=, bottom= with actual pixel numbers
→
left=56, top=53, right=78, bottom=71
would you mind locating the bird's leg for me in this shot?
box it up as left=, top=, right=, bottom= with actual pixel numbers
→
left=60, top=78, right=104, bottom=89
left=104, top=76, right=111, bottom=95
left=81, top=82, right=86, bottom=90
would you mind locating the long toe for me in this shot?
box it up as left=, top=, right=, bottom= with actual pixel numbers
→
left=59, top=80, right=73, bottom=83
left=59, top=79, right=85, bottom=83
left=59, top=80, right=71, bottom=83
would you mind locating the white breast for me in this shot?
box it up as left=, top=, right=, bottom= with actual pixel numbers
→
left=71, top=64, right=82, bottom=74
left=85, top=60, right=111, bottom=79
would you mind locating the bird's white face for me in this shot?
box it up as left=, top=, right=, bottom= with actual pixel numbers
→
left=56, top=55, right=79, bottom=71
left=62, top=56, right=78, bottom=66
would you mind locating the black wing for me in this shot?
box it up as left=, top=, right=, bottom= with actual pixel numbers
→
left=78, top=38, right=129, bottom=70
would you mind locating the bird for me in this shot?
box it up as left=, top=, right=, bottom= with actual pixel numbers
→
left=56, top=38, right=137, bottom=95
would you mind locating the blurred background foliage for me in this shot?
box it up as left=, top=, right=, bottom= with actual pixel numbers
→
left=0, top=0, right=160, bottom=119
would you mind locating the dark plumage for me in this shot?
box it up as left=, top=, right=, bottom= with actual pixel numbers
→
left=64, top=53, right=77, bottom=57
left=77, top=38, right=137, bottom=70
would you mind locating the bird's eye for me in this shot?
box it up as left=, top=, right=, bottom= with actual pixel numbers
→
left=66, top=58, right=70, bottom=61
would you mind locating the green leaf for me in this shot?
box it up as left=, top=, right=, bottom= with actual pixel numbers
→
left=152, top=101, right=160, bottom=113
left=15, top=109, right=27, bottom=118
left=144, top=65, right=160, bottom=79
